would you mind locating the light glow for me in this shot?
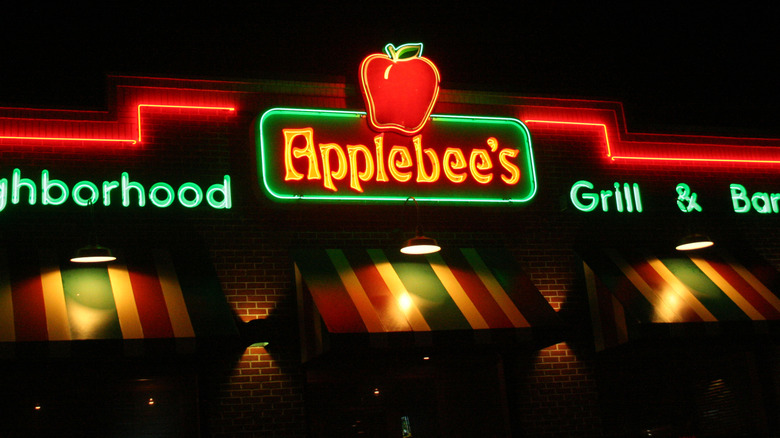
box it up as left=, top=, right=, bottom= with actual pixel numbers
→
left=398, top=292, right=413, bottom=312
left=400, top=243, right=441, bottom=255
left=675, top=240, right=715, bottom=251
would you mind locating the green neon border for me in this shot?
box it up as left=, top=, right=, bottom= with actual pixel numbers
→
left=257, top=107, right=537, bottom=204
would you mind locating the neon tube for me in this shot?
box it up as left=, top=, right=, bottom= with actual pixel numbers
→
left=1, top=104, right=236, bottom=145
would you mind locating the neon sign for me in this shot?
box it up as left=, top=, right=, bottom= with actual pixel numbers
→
left=524, top=118, right=780, bottom=167
left=257, top=108, right=536, bottom=203
left=256, top=43, right=535, bottom=204
left=1, top=104, right=235, bottom=145
left=570, top=180, right=643, bottom=213
left=730, top=184, right=780, bottom=213
left=359, top=43, right=440, bottom=135
left=0, top=168, right=231, bottom=212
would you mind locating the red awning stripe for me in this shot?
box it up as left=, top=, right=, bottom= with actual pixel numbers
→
left=439, top=251, right=514, bottom=328
left=126, top=250, right=175, bottom=338
left=9, top=250, right=48, bottom=342
left=326, top=249, right=387, bottom=333
left=459, top=248, right=530, bottom=328
left=295, top=250, right=367, bottom=333
left=709, top=249, right=780, bottom=318
left=344, top=250, right=414, bottom=332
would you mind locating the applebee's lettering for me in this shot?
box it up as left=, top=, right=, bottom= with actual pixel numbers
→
left=283, top=129, right=521, bottom=192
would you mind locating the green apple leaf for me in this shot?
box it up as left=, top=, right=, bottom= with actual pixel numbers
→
left=384, top=43, right=423, bottom=61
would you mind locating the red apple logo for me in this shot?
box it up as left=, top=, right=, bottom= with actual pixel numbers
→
left=359, top=43, right=441, bottom=136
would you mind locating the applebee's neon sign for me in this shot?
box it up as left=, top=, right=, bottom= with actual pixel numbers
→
left=256, top=43, right=537, bottom=204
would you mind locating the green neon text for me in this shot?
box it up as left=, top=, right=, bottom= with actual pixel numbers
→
left=730, top=183, right=780, bottom=214
left=570, top=180, right=643, bottom=213
left=0, top=169, right=231, bottom=212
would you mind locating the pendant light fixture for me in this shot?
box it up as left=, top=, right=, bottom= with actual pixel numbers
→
left=71, top=244, right=116, bottom=263
left=70, top=201, right=117, bottom=263
left=400, top=197, right=441, bottom=255
left=675, top=233, right=714, bottom=251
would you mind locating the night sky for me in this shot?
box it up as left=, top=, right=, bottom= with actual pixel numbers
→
left=1, top=3, right=778, bottom=136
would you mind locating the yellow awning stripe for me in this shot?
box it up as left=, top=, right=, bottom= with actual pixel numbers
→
left=426, top=253, right=489, bottom=330
left=367, top=249, right=431, bottom=332
left=0, top=251, right=15, bottom=342
left=605, top=249, right=676, bottom=322
left=39, top=250, right=71, bottom=341
left=107, top=258, right=145, bottom=339
left=717, top=249, right=780, bottom=314
left=690, top=257, right=764, bottom=320
left=461, top=248, right=529, bottom=328
left=154, top=249, right=195, bottom=338
left=645, top=255, right=717, bottom=322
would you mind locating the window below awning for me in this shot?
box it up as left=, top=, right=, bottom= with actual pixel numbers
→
left=0, top=245, right=238, bottom=357
left=580, top=246, right=780, bottom=351
left=295, top=248, right=561, bottom=360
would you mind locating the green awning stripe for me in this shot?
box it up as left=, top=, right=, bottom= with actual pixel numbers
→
left=60, top=263, right=123, bottom=340
left=579, top=248, right=656, bottom=322
left=172, top=247, right=239, bottom=337
left=661, top=256, right=749, bottom=321
left=470, top=248, right=556, bottom=326
left=294, top=250, right=368, bottom=333
left=383, top=250, right=471, bottom=331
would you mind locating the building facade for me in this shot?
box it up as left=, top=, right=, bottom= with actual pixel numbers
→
left=1, top=69, right=779, bottom=437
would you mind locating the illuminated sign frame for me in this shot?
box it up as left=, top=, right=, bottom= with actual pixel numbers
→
left=256, top=107, right=537, bottom=204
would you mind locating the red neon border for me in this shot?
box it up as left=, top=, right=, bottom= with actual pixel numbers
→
left=3, top=87, right=780, bottom=166
left=0, top=104, right=235, bottom=145
left=524, top=119, right=780, bottom=166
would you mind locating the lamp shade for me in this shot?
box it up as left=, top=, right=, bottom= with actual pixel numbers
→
left=70, top=244, right=117, bottom=263
left=675, top=234, right=714, bottom=251
left=400, top=235, right=441, bottom=255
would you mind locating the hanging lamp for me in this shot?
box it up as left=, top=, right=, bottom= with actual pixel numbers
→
left=70, top=201, right=117, bottom=263
left=400, top=197, right=441, bottom=255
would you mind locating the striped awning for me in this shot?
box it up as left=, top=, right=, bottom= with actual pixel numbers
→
left=0, top=246, right=238, bottom=353
left=295, top=248, right=560, bottom=356
left=581, top=247, right=780, bottom=351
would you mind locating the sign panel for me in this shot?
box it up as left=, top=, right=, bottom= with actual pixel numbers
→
left=256, top=108, right=536, bottom=204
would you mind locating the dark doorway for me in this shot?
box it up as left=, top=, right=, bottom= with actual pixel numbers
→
left=304, top=348, right=511, bottom=437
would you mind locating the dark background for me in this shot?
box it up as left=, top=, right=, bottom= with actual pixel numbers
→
left=1, top=3, right=777, bottom=136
